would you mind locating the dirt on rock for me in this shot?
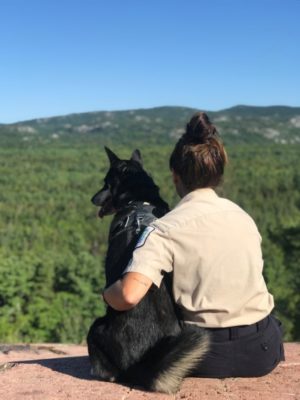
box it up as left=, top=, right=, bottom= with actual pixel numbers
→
left=0, top=343, right=299, bottom=400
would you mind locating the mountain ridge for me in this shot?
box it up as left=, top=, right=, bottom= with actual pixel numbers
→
left=2, top=104, right=300, bottom=125
left=1, top=105, right=300, bottom=145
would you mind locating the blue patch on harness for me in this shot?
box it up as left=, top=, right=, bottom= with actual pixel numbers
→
left=135, top=226, right=155, bottom=248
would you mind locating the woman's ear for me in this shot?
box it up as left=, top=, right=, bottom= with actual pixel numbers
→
left=171, top=170, right=188, bottom=198
left=172, top=170, right=178, bottom=184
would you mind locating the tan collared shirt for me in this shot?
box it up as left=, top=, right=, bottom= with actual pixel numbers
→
left=125, top=188, right=274, bottom=327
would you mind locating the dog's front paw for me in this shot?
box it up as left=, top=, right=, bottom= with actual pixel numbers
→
left=90, top=366, right=116, bottom=382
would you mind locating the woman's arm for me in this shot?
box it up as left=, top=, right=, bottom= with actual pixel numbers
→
left=102, top=272, right=153, bottom=311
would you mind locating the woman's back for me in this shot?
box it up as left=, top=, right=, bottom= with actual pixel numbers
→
left=128, top=187, right=274, bottom=328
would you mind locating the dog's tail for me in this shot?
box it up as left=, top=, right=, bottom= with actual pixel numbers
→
left=125, top=325, right=210, bottom=394
left=149, top=326, right=210, bottom=394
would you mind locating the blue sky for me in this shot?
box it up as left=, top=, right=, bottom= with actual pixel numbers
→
left=1, top=0, right=300, bottom=123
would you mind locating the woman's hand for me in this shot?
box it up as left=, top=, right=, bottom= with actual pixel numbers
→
left=102, top=272, right=153, bottom=311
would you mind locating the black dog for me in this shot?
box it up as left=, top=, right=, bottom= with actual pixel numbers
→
left=87, top=147, right=209, bottom=394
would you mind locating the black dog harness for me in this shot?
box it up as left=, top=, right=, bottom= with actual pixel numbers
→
left=105, top=201, right=163, bottom=287
left=109, top=201, right=159, bottom=242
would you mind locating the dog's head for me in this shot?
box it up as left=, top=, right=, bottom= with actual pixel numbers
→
left=92, top=147, right=145, bottom=218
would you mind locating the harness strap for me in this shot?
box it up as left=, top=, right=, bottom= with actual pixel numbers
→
left=109, top=202, right=157, bottom=241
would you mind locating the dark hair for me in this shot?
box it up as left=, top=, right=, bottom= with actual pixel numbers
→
left=169, top=112, right=228, bottom=190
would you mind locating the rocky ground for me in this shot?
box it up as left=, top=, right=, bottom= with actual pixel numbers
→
left=0, top=343, right=299, bottom=400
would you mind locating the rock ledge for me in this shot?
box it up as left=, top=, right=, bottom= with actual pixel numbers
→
left=0, top=343, right=299, bottom=399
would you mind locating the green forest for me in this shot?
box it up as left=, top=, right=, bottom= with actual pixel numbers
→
left=0, top=106, right=299, bottom=343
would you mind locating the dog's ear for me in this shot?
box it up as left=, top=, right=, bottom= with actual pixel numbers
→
left=131, top=149, right=143, bottom=166
left=105, top=147, right=119, bottom=165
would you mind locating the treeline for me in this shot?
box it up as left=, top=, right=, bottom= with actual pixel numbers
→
left=0, top=140, right=299, bottom=342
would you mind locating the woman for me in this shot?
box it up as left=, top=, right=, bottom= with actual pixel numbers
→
left=103, top=112, right=285, bottom=378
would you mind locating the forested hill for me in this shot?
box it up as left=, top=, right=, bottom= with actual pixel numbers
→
left=0, top=106, right=300, bottom=344
left=1, top=105, right=300, bottom=145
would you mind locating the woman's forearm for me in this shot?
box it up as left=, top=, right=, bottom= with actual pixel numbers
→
left=102, top=272, right=153, bottom=311
left=103, top=279, right=136, bottom=311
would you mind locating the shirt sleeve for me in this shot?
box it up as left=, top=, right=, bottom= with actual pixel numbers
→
left=123, top=223, right=173, bottom=287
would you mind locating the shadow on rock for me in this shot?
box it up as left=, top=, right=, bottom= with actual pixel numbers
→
left=19, top=356, right=93, bottom=380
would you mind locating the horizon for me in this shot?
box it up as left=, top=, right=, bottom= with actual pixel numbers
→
left=1, top=0, right=300, bottom=123
left=2, top=103, right=300, bottom=125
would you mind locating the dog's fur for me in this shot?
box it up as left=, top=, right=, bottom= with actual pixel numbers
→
left=87, top=147, right=210, bottom=394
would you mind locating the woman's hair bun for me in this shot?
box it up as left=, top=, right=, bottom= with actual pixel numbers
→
left=184, top=111, right=217, bottom=144
left=169, top=110, right=227, bottom=190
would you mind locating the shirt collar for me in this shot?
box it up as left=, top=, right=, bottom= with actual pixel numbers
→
left=175, top=188, right=218, bottom=208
